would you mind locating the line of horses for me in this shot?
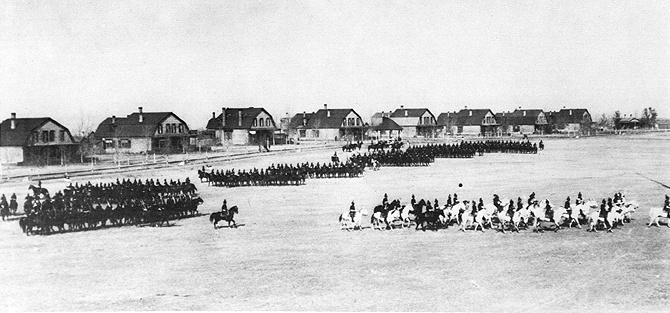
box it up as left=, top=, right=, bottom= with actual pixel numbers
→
left=340, top=196, right=645, bottom=232
left=17, top=179, right=203, bottom=236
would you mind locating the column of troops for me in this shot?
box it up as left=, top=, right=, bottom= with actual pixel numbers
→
left=17, top=178, right=203, bottom=235
left=199, top=161, right=365, bottom=187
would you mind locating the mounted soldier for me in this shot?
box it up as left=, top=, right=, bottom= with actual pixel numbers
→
left=349, top=201, right=356, bottom=221
left=221, top=200, right=228, bottom=216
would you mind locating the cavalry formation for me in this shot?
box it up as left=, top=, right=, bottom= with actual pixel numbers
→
left=14, top=178, right=203, bottom=235
left=339, top=191, right=660, bottom=233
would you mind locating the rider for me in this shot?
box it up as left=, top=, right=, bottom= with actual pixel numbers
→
left=221, top=200, right=228, bottom=216
left=382, top=193, right=389, bottom=208
left=664, top=195, right=670, bottom=213
left=349, top=201, right=356, bottom=221
left=411, top=195, right=417, bottom=208
left=600, top=199, right=612, bottom=232
left=528, top=192, right=536, bottom=206
left=493, top=194, right=501, bottom=211
left=564, top=196, right=572, bottom=221
left=576, top=192, right=584, bottom=205
left=477, top=198, right=485, bottom=212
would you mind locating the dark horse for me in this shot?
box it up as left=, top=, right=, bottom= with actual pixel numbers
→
left=210, top=206, right=239, bottom=229
left=0, top=203, right=9, bottom=221
left=29, top=185, right=49, bottom=198
left=413, top=199, right=444, bottom=231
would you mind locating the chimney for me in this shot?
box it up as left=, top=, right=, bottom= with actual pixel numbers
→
left=400, top=105, right=404, bottom=109
left=10, top=113, right=16, bottom=129
left=238, top=111, right=242, bottom=127
left=112, top=115, right=116, bottom=124
left=464, top=106, right=468, bottom=110
left=324, top=104, right=328, bottom=110
left=302, top=111, right=306, bottom=126
left=138, top=107, right=143, bottom=123
left=212, top=112, right=215, bottom=119
left=221, top=108, right=226, bottom=127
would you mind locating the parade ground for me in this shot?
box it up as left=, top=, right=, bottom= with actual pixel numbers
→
left=1, top=133, right=669, bottom=311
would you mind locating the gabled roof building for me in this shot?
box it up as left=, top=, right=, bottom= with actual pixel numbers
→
left=206, top=107, right=276, bottom=146
left=388, top=106, right=437, bottom=138
left=496, top=109, right=549, bottom=135
left=288, top=104, right=364, bottom=141
left=546, top=108, right=593, bottom=135
left=0, top=113, right=77, bottom=165
left=449, top=108, right=500, bottom=136
left=94, top=107, right=191, bottom=154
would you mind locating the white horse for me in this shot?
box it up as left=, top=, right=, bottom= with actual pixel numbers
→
left=511, top=206, right=531, bottom=232
left=372, top=207, right=400, bottom=230
left=619, top=201, right=639, bottom=222
left=529, top=201, right=550, bottom=229
left=339, top=209, right=369, bottom=230
left=445, top=202, right=468, bottom=226
left=647, top=207, right=669, bottom=227
left=385, top=207, right=404, bottom=228
left=586, top=209, right=619, bottom=233
left=399, top=205, right=414, bottom=228
left=460, top=209, right=491, bottom=232
left=551, top=206, right=569, bottom=229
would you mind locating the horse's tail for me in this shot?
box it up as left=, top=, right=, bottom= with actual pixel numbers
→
left=338, top=214, right=343, bottom=223
left=209, top=213, right=216, bottom=223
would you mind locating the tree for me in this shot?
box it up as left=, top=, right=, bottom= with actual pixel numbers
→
left=598, top=113, right=612, bottom=128
left=613, top=111, right=622, bottom=129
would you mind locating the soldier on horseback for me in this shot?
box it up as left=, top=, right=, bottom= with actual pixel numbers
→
left=565, top=196, right=572, bottom=221
left=349, top=201, right=356, bottom=221
left=221, top=200, right=228, bottom=216
left=382, top=193, right=388, bottom=208
left=664, top=195, right=670, bottom=213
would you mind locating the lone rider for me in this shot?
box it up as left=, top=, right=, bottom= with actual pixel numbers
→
left=382, top=193, right=389, bottom=208
left=221, top=199, right=228, bottom=216
left=349, top=201, right=356, bottom=221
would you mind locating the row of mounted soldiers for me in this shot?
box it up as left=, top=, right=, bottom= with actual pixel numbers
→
left=199, top=161, right=365, bottom=187
left=18, top=178, right=203, bottom=235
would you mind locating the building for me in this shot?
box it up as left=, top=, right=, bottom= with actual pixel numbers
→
left=450, top=108, right=500, bottom=136
left=436, top=112, right=457, bottom=137
left=206, top=107, right=276, bottom=146
left=496, top=109, right=548, bottom=135
left=389, top=106, right=437, bottom=138
left=370, top=111, right=392, bottom=126
left=94, top=107, right=191, bottom=154
left=546, top=109, right=593, bottom=135
left=370, top=117, right=403, bottom=140
left=0, top=113, right=77, bottom=165
left=615, top=115, right=641, bottom=129
left=288, top=104, right=364, bottom=141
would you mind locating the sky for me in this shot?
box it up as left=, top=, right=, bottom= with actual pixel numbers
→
left=1, top=0, right=668, bottom=132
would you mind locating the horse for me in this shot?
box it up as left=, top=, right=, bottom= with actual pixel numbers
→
left=399, top=205, right=414, bottom=228
left=586, top=209, right=620, bottom=233
left=28, top=185, right=49, bottom=198
left=529, top=201, right=551, bottom=229
left=445, top=202, right=468, bottom=226
left=210, top=206, right=239, bottom=229
left=647, top=207, right=669, bottom=227
left=339, top=209, right=368, bottom=230
left=460, top=209, right=491, bottom=232
left=0, top=203, right=9, bottom=221
left=371, top=200, right=400, bottom=230
left=511, top=206, right=531, bottom=232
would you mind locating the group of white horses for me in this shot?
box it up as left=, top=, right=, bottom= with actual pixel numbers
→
left=337, top=195, right=662, bottom=232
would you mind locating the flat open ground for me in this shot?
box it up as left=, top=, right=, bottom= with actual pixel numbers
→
left=1, top=134, right=669, bottom=311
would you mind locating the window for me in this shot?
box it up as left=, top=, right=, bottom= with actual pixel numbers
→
left=158, top=125, right=163, bottom=134
left=299, top=129, right=306, bottom=138
left=49, top=131, right=55, bottom=142
left=178, top=124, right=184, bottom=133
left=348, top=118, right=354, bottom=126
left=266, top=118, right=271, bottom=127
left=259, top=119, right=264, bottom=127
left=42, top=131, right=48, bottom=142
left=59, top=130, right=65, bottom=142
left=173, top=124, right=177, bottom=133
left=313, top=129, right=320, bottom=137
left=103, top=139, right=114, bottom=149
left=33, top=132, right=39, bottom=143
left=119, top=139, right=131, bottom=149
left=253, top=119, right=257, bottom=127
left=356, top=118, right=361, bottom=126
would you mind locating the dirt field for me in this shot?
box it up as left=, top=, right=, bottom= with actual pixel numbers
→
left=1, top=134, right=669, bottom=311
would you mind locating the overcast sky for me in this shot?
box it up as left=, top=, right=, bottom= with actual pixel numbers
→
left=1, top=0, right=667, bottom=132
